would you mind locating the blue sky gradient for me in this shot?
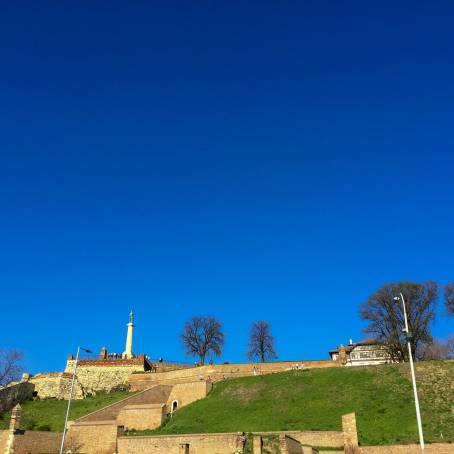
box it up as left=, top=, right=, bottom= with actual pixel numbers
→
left=1, top=1, right=453, bottom=373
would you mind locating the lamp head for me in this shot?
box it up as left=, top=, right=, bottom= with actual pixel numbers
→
left=393, top=296, right=400, bottom=301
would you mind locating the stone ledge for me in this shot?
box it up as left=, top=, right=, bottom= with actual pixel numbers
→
left=119, top=431, right=245, bottom=439
left=71, top=420, right=120, bottom=426
left=122, top=403, right=165, bottom=410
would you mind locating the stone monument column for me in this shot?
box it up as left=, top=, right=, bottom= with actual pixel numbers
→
left=123, top=311, right=134, bottom=359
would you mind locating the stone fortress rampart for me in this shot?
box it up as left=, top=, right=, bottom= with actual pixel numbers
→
left=4, top=313, right=451, bottom=453
left=129, top=359, right=339, bottom=390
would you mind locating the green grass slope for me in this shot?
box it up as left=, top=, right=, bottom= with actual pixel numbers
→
left=0, top=391, right=131, bottom=432
left=137, top=362, right=454, bottom=446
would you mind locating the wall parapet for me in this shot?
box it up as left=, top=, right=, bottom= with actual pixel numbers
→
left=129, top=360, right=338, bottom=390
left=118, top=432, right=246, bottom=454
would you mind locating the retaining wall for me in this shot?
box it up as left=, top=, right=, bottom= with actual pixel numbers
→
left=0, top=382, right=34, bottom=412
left=117, top=432, right=246, bottom=454
left=129, top=360, right=338, bottom=390
left=252, top=431, right=343, bottom=448
left=279, top=434, right=304, bottom=453
left=67, top=420, right=123, bottom=454
left=30, top=372, right=84, bottom=400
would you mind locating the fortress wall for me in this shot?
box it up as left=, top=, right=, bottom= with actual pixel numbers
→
left=279, top=434, right=304, bottom=453
left=0, top=430, right=8, bottom=453
left=65, top=361, right=145, bottom=394
left=129, top=360, right=338, bottom=390
left=30, top=372, right=84, bottom=400
left=117, top=432, right=246, bottom=454
left=0, top=382, right=34, bottom=412
left=167, top=380, right=213, bottom=410
left=67, top=420, right=123, bottom=454
left=154, top=363, right=193, bottom=373
left=10, top=430, right=62, bottom=454
left=252, top=431, right=343, bottom=448
left=117, top=404, right=166, bottom=431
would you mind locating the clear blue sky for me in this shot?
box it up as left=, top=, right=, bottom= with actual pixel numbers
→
left=1, top=1, right=453, bottom=373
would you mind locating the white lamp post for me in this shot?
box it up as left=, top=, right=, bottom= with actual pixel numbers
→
left=394, top=293, right=424, bottom=452
left=59, top=346, right=91, bottom=454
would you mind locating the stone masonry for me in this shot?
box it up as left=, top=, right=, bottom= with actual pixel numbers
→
left=29, top=372, right=84, bottom=400
left=342, top=413, right=359, bottom=454
left=0, top=382, right=34, bottom=412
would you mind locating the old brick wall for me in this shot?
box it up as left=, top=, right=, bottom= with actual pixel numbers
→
left=167, top=380, right=212, bottom=411
left=0, top=382, right=34, bottom=412
left=359, top=444, right=453, bottom=454
left=67, top=420, right=123, bottom=454
left=30, top=372, right=84, bottom=399
left=117, top=404, right=166, bottom=430
left=129, top=360, right=338, bottom=390
left=117, top=432, right=246, bottom=454
left=11, top=430, right=62, bottom=454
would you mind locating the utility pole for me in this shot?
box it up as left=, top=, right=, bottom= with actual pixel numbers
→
left=394, top=293, right=425, bottom=452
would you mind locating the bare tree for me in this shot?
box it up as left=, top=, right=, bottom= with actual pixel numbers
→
left=418, top=337, right=453, bottom=360
left=181, top=316, right=224, bottom=365
left=247, top=321, right=277, bottom=362
left=360, top=281, right=437, bottom=361
left=0, top=349, right=23, bottom=387
left=444, top=283, right=454, bottom=315
left=446, top=334, right=454, bottom=357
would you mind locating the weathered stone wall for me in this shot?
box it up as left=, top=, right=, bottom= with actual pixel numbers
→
left=302, top=447, right=319, bottom=454
left=30, top=372, right=84, bottom=400
left=0, top=430, right=8, bottom=453
left=117, top=432, right=246, bottom=454
left=67, top=420, right=123, bottom=454
left=129, top=360, right=338, bottom=390
left=342, top=413, right=358, bottom=453
left=253, top=435, right=263, bottom=454
left=0, top=382, right=34, bottom=412
left=279, top=434, right=303, bottom=453
left=10, top=430, right=62, bottom=454
left=66, top=361, right=144, bottom=395
left=117, top=404, right=166, bottom=431
left=167, top=380, right=212, bottom=411
left=359, top=444, right=453, bottom=454
left=154, top=363, right=193, bottom=373
left=252, top=431, right=343, bottom=448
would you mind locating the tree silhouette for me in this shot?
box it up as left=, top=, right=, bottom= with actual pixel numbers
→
left=0, top=349, right=23, bottom=386
left=181, top=316, right=224, bottom=365
left=444, top=283, right=454, bottom=315
left=247, top=320, right=277, bottom=362
left=360, top=281, right=437, bottom=361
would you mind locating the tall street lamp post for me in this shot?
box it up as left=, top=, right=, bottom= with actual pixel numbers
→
left=394, top=293, right=424, bottom=452
left=59, top=346, right=91, bottom=454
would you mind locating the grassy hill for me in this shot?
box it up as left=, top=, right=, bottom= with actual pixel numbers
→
left=134, top=361, right=454, bottom=446
left=0, top=390, right=131, bottom=432
left=1, top=362, right=453, bottom=447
